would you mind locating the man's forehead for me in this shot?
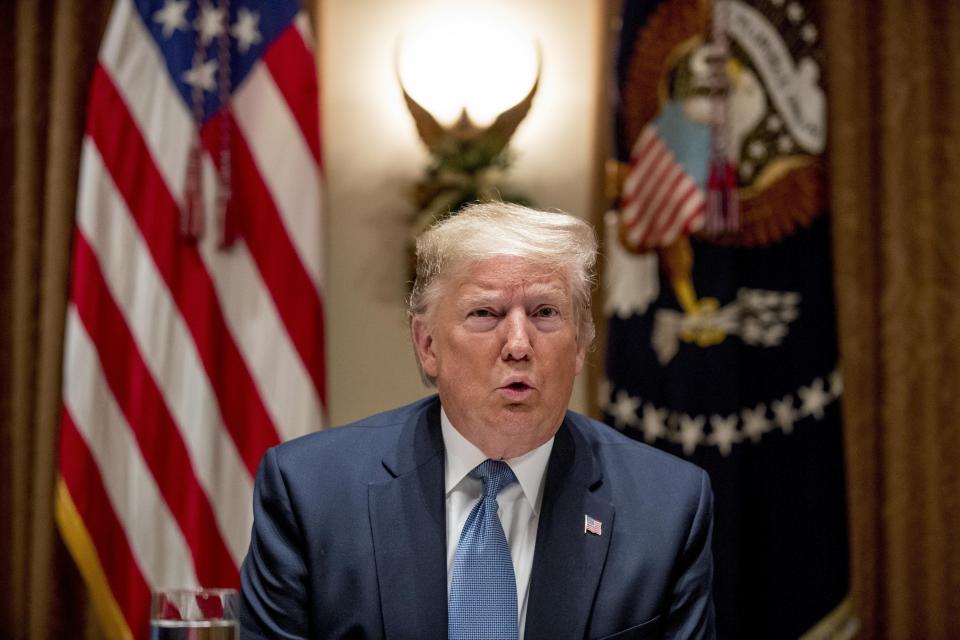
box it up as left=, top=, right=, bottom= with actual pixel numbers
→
left=447, top=257, right=571, bottom=296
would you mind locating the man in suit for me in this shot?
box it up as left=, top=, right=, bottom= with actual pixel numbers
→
left=240, top=203, right=715, bottom=639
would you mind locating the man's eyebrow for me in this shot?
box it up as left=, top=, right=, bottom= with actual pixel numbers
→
left=458, top=283, right=569, bottom=304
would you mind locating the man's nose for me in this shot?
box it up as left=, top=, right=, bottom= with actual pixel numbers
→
left=501, top=309, right=532, bottom=361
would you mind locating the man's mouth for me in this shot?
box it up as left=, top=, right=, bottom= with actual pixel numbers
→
left=499, top=380, right=535, bottom=400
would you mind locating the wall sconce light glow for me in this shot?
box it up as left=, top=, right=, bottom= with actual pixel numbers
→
left=396, top=8, right=539, bottom=128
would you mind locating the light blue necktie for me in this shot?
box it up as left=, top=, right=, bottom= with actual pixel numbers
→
left=448, top=459, right=519, bottom=640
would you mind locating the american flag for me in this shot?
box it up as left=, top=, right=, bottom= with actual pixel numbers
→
left=584, top=514, right=602, bottom=536
left=620, top=101, right=707, bottom=252
left=54, top=1, right=325, bottom=637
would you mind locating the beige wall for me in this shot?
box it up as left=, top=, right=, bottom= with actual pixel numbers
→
left=320, top=1, right=601, bottom=426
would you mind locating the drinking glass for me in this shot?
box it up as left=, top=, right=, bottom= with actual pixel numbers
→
left=150, top=588, right=239, bottom=640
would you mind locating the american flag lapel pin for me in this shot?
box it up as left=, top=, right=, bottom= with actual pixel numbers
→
left=584, top=514, right=602, bottom=536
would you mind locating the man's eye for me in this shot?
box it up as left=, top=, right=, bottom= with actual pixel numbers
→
left=534, top=307, right=560, bottom=318
left=469, top=309, right=495, bottom=318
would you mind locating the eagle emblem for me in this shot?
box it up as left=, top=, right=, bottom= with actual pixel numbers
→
left=613, top=0, right=827, bottom=349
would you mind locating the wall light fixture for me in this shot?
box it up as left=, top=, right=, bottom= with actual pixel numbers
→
left=396, top=6, right=541, bottom=240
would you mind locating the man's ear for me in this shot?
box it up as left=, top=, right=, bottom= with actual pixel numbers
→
left=411, top=316, right=439, bottom=377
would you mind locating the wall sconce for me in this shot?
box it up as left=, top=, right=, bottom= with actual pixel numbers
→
left=396, top=7, right=541, bottom=239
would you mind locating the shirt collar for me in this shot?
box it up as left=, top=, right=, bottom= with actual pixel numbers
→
left=441, top=406, right=554, bottom=515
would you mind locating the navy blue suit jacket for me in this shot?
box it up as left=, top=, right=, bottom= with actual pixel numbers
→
left=240, top=396, right=715, bottom=639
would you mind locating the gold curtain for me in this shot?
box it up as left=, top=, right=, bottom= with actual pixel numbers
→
left=825, top=1, right=960, bottom=638
left=0, top=1, right=112, bottom=638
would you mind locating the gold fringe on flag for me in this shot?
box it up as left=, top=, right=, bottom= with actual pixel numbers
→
left=55, top=477, right=133, bottom=640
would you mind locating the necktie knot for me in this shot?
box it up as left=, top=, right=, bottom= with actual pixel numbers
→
left=471, top=459, right=517, bottom=499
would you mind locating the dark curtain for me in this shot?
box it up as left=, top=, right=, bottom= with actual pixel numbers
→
left=0, top=1, right=113, bottom=638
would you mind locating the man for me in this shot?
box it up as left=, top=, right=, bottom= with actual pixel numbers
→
left=240, top=203, right=715, bottom=639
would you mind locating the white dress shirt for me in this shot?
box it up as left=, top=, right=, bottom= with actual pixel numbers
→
left=441, top=408, right=554, bottom=639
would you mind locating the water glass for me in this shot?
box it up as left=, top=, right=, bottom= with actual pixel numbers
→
left=150, top=588, right=239, bottom=640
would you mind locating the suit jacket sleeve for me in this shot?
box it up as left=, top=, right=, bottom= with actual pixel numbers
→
left=240, top=447, right=310, bottom=640
left=664, top=468, right=715, bottom=639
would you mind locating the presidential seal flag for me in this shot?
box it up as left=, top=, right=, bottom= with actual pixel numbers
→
left=603, top=1, right=854, bottom=637
left=55, top=1, right=326, bottom=637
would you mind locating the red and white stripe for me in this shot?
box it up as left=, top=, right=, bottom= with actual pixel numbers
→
left=57, top=0, right=326, bottom=636
left=620, top=125, right=705, bottom=252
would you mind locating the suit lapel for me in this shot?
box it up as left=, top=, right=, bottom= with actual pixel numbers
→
left=524, top=418, right=615, bottom=640
left=368, top=400, right=448, bottom=639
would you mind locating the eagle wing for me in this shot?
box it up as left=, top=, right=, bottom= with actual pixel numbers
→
left=399, top=85, right=449, bottom=154
left=484, top=48, right=542, bottom=156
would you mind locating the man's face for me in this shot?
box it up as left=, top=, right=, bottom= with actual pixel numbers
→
left=412, top=255, right=586, bottom=459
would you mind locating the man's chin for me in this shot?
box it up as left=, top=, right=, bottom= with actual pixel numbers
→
left=495, top=412, right=559, bottom=438
left=492, top=399, right=535, bottom=418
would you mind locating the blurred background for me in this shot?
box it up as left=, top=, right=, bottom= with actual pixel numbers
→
left=1, top=0, right=959, bottom=638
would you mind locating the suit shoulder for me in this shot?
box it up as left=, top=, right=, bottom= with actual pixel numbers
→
left=565, top=410, right=708, bottom=484
left=270, top=395, right=436, bottom=464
